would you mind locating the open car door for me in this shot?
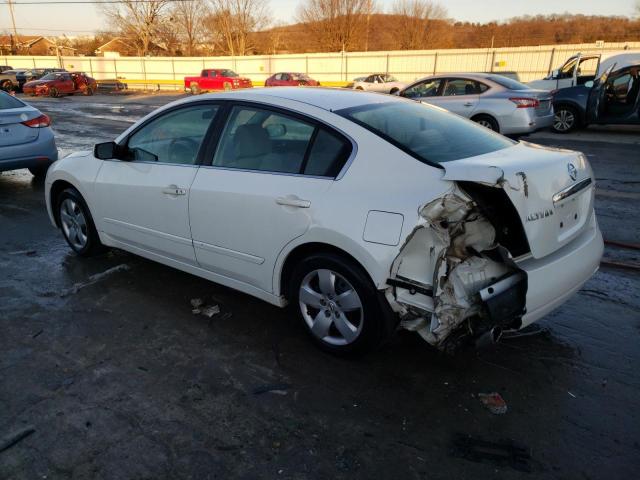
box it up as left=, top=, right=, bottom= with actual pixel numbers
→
left=587, top=64, right=615, bottom=123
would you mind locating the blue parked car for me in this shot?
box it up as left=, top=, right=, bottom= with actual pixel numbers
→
left=552, top=55, right=640, bottom=133
left=0, top=91, right=57, bottom=177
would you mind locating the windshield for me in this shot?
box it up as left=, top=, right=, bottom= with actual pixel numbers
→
left=337, top=100, right=514, bottom=165
left=291, top=73, right=311, bottom=80
left=220, top=69, right=238, bottom=77
left=487, top=75, right=530, bottom=91
left=40, top=73, right=64, bottom=81
left=0, top=91, right=26, bottom=110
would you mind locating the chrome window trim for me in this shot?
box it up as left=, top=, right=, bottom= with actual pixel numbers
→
left=101, top=159, right=200, bottom=168
left=198, top=164, right=340, bottom=181
left=552, top=178, right=593, bottom=204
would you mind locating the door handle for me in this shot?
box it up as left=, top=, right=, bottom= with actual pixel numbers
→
left=463, top=102, right=474, bottom=107
left=162, top=185, right=187, bottom=196
left=276, top=196, right=311, bottom=208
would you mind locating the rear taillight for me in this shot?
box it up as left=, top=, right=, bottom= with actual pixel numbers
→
left=21, top=114, right=51, bottom=128
left=509, top=97, right=539, bottom=108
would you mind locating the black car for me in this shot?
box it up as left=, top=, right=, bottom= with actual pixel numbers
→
left=552, top=62, right=640, bottom=133
left=15, top=68, right=66, bottom=91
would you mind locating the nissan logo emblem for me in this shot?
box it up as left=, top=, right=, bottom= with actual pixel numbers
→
left=568, top=163, right=578, bottom=181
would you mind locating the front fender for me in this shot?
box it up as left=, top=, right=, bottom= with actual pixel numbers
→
left=45, top=151, right=103, bottom=228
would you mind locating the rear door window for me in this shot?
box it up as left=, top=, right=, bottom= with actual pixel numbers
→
left=304, top=129, right=352, bottom=177
left=443, top=79, right=483, bottom=96
left=212, top=105, right=352, bottom=177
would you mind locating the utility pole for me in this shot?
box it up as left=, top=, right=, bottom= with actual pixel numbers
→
left=364, top=0, right=372, bottom=52
left=7, top=0, right=19, bottom=39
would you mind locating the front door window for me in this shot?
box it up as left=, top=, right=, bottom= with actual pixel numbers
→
left=126, top=105, right=219, bottom=164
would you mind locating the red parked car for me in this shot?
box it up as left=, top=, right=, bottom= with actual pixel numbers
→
left=265, top=72, right=320, bottom=87
left=184, top=69, right=253, bottom=94
left=23, top=72, right=97, bottom=97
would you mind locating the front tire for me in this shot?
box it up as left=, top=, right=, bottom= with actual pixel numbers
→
left=0, top=80, right=12, bottom=92
left=223, top=82, right=232, bottom=91
left=289, top=253, right=395, bottom=355
left=553, top=105, right=579, bottom=133
left=56, top=188, right=105, bottom=257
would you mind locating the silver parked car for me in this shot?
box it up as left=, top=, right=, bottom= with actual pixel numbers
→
left=398, top=74, right=554, bottom=135
left=0, top=91, right=58, bottom=177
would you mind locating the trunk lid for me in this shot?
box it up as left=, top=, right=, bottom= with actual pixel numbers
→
left=0, top=107, right=40, bottom=147
left=527, top=89, right=553, bottom=117
left=442, top=142, right=595, bottom=259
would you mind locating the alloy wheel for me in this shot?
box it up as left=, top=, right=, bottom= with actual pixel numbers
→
left=299, top=269, right=364, bottom=346
left=60, top=198, right=88, bottom=250
left=554, top=109, right=575, bottom=132
left=476, top=119, right=495, bottom=130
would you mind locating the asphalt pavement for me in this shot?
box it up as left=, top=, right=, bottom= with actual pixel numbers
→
left=1, top=93, right=639, bottom=479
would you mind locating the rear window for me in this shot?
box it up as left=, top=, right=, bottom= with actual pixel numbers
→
left=337, top=100, right=514, bottom=165
left=0, top=91, right=25, bottom=110
left=487, top=75, right=530, bottom=91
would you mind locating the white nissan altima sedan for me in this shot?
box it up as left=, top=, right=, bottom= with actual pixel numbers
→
left=45, top=88, right=603, bottom=354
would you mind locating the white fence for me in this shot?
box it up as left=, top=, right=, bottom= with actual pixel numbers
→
left=3, top=41, right=639, bottom=89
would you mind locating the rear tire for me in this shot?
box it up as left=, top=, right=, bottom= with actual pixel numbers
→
left=553, top=105, right=579, bottom=133
left=190, top=83, right=201, bottom=95
left=49, top=87, right=59, bottom=98
left=56, top=187, right=105, bottom=257
left=472, top=114, right=499, bottom=132
left=389, top=87, right=399, bottom=94
left=288, top=253, right=396, bottom=356
left=0, top=80, right=12, bottom=92
left=28, top=164, right=51, bottom=178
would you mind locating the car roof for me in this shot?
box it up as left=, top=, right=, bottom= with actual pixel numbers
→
left=597, top=52, right=640, bottom=75
left=212, top=87, right=398, bottom=111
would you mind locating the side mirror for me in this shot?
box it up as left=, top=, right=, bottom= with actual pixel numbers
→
left=94, top=141, right=126, bottom=160
left=551, top=69, right=559, bottom=79
left=584, top=80, right=594, bottom=88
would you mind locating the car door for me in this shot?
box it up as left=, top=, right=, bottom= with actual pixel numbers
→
left=189, top=103, right=353, bottom=293
left=57, top=73, right=75, bottom=93
left=93, top=103, right=220, bottom=264
left=431, top=78, right=481, bottom=117
left=587, top=65, right=616, bottom=124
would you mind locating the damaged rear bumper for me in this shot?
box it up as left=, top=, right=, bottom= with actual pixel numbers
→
left=517, top=212, right=602, bottom=327
left=385, top=186, right=602, bottom=352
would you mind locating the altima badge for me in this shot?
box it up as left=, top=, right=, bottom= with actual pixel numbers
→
left=526, top=209, right=554, bottom=222
left=568, top=163, right=578, bottom=181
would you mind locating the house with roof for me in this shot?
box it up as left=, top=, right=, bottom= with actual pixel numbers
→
left=0, top=35, right=76, bottom=56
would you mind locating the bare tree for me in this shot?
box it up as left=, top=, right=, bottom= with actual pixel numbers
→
left=204, top=0, right=271, bottom=56
left=297, top=0, right=373, bottom=52
left=102, top=0, right=171, bottom=56
left=391, top=0, right=447, bottom=50
left=171, top=0, right=209, bottom=56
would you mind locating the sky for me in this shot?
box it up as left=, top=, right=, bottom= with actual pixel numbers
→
left=0, top=0, right=636, bottom=37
